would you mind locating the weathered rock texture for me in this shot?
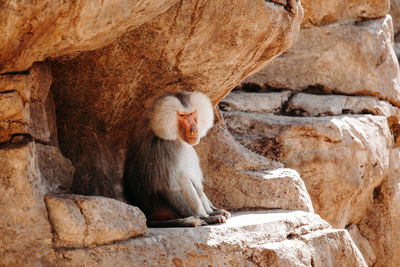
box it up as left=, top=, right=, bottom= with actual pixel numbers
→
left=0, top=142, right=55, bottom=265
left=49, top=0, right=304, bottom=201
left=0, top=63, right=54, bottom=144
left=0, top=0, right=179, bottom=74
left=390, top=0, right=400, bottom=58
left=197, top=124, right=313, bottom=212
left=229, top=1, right=400, bottom=266
left=223, top=109, right=391, bottom=228
left=241, top=15, right=400, bottom=107
left=223, top=90, right=400, bottom=267
left=302, top=0, right=389, bottom=27
left=51, top=211, right=367, bottom=267
left=45, top=194, right=146, bottom=248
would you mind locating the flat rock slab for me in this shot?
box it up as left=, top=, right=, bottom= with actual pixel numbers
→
left=241, top=15, right=400, bottom=107
left=53, top=210, right=367, bottom=266
left=287, top=93, right=400, bottom=118
left=45, top=194, right=147, bottom=248
left=220, top=91, right=292, bottom=114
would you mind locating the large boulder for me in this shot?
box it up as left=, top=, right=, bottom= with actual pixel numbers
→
left=196, top=124, right=313, bottom=212
left=221, top=89, right=399, bottom=266
left=223, top=109, right=392, bottom=228
left=0, top=0, right=179, bottom=73
left=240, top=15, right=400, bottom=107
left=390, top=0, right=400, bottom=59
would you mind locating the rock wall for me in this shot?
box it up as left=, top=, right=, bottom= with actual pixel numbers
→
left=0, top=0, right=373, bottom=266
left=224, top=0, right=398, bottom=266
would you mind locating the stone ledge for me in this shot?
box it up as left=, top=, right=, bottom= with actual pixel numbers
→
left=45, top=194, right=147, bottom=248
left=53, top=210, right=366, bottom=266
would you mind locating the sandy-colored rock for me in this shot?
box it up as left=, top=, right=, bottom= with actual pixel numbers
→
left=49, top=211, right=366, bottom=266
left=221, top=91, right=400, bottom=119
left=45, top=196, right=86, bottom=247
left=0, top=62, right=52, bottom=102
left=391, top=0, right=400, bottom=34
left=0, top=0, right=180, bottom=73
left=0, top=63, right=53, bottom=143
left=305, top=229, right=366, bottom=267
left=223, top=112, right=392, bottom=229
left=36, top=143, right=74, bottom=193
left=302, top=0, right=389, bottom=27
left=354, top=148, right=400, bottom=267
left=45, top=194, right=146, bottom=247
left=286, top=93, right=400, bottom=118
left=196, top=124, right=313, bottom=212
left=387, top=148, right=400, bottom=266
left=285, top=92, right=400, bottom=147
left=0, top=91, right=24, bottom=121
left=49, top=0, right=303, bottom=200
left=390, top=0, right=400, bottom=59
left=220, top=91, right=292, bottom=114
left=347, top=224, right=376, bottom=266
left=0, top=142, right=53, bottom=264
left=241, top=15, right=400, bottom=107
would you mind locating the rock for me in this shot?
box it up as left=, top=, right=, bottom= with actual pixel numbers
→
left=391, top=0, right=400, bottom=35
left=302, top=0, right=389, bottom=27
left=391, top=0, right=400, bottom=59
left=347, top=224, right=377, bottom=266
left=196, top=124, right=313, bottom=212
left=0, top=91, right=25, bottom=121
left=305, top=229, right=366, bottom=267
left=50, top=210, right=367, bottom=266
left=36, top=143, right=74, bottom=193
left=0, top=63, right=53, bottom=143
left=0, top=142, right=53, bottom=263
left=286, top=93, right=400, bottom=147
left=353, top=148, right=400, bottom=267
left=286, top=93, right=400, bottom=118
left=0, top=0, right=180, bottom=73
left=394, top=41, right=400, bottom=60
left=45, top=194, right=146, bottom=247
left=240, top=15, right=400, bottom=107
left=384, top=148, right=400, bottom=266
left=220, top=91, right=292, bottom=113
left=0, top=141, right=73, bottom=194
left=48, top=0, right=303, bottom=199
left=223, top=112, right=392, bottom=229
left=0, top=62, right=52, bottom=102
